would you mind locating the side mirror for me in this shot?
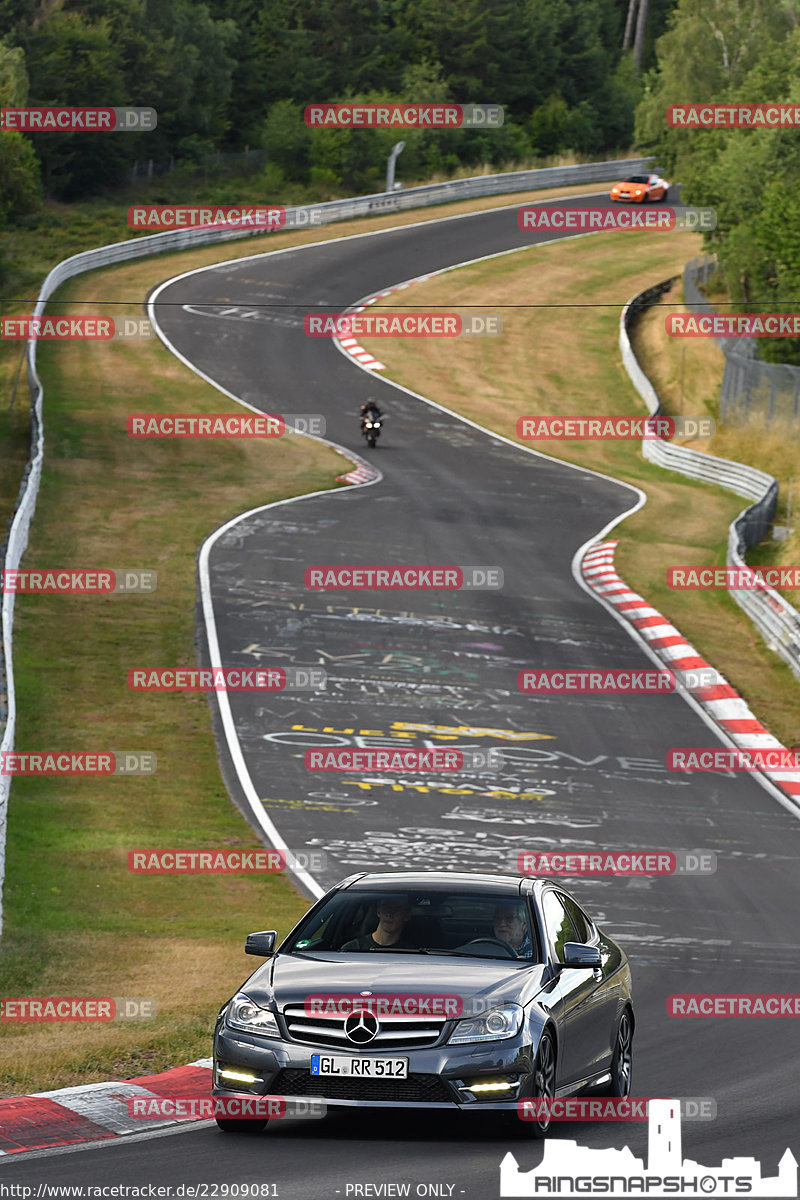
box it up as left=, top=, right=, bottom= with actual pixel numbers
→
left=562, top=942, right=601, bottom=969
left=245, top=930, right=277, bottom=957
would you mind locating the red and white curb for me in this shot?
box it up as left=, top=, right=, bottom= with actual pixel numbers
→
left=581, top=540, right=800, bottom=803
left=338, top=298, right=386, bottom=370
left=334, top=275, right=439, bottom=372
left=0, top=1059, right=212, bottom=1154
left=335, top=463, right=380, bottom=485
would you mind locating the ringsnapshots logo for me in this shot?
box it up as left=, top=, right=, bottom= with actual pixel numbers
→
left=127, top=848, right=326, bottom=873
left=502, top=1098, right=795, bottom=1198
left=517, top=416, right=715, bottom=440
left=667, top=313, right=800, bottom=337
left=515, top=849, right=717, bottom=876
left=0, top=997, right=156, bottom=1020
left=667, top=103, right=800, bottom=128
left=1, top=569, right=156, bottom=593
left=518, top=668, right=721, bottom=694
left=128, top=1096, right=326, bottom=1120
left=304, top=747, right=504, bottom=773
left=304, top=566, right=503, bottom=590
left=0, top=106, right=156, bottom=132
left=304, top=103, right=503, bottom=128
left=517, top=206, right=716, bottom=232
left=127, top=667, right=325, bottom=692
left=0, top=751, right=156, bottom=776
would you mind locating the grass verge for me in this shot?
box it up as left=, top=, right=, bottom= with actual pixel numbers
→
left=0, top=182, right=688, bottom=1094
left=0, top=250, right=347, bottom=1096
left=358, top=228, right=800, bottom=749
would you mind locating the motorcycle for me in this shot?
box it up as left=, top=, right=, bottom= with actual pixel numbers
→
left=360, top=413, right=382, bottom=448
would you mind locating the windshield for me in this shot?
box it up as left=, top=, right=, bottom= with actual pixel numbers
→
left=285, top=888, right=541, bottom=960
left=624, top=175, right=651, bottom=183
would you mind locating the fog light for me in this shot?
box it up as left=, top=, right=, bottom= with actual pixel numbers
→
left=219, top=1068, right=261, bottom=1084
left=468, top=1080, right=515, bottom=1093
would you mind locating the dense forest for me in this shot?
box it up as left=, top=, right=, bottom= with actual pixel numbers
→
left=2, top=0, right=800, bottom=362
left=0, top=0, right=674, bottom=205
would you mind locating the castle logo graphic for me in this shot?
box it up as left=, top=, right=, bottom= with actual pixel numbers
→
left=500, top=1099, right=797, bottom=1197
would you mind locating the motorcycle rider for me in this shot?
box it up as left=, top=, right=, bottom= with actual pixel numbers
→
left=360, top=397, right=382, bottom=428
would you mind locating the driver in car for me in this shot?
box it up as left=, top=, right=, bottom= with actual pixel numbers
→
left=341, top=896, right=414, bottom=951
left=492, top=902, right=532, bottom=957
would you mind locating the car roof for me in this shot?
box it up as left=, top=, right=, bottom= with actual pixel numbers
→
left=339, top=871, right=533, bottom=894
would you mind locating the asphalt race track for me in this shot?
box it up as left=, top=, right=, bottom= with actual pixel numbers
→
left=4, top=193, right=799, bottom=1194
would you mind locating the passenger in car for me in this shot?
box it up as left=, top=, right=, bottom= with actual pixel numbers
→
left=341, top=896, right=414, bottom=951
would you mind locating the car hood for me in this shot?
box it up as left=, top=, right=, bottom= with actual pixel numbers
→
left=241, top=952, right=550, bottom=1011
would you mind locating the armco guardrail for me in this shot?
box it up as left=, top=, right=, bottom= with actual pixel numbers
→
left=0, top=155, right=652, bottom=934
left=620, top=280, right=800, bottom=680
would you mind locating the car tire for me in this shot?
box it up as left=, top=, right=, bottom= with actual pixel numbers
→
left=523, top=1031, right=557, bottom=1138
left=215, top=1117, right=269, bottom=1133
left=603, top=1009, right=634, bottom=1098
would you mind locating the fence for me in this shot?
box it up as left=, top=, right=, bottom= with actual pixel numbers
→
left=130, top=148, right=268, bottom=184
left=0, top=154, right=653, bottom=933
left=621, top=280, right=800, bottom=680
left=684, top=255, right=800, bottom=427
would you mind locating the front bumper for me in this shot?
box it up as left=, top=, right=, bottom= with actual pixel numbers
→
left=213, top=1023, right=533, bottom=1111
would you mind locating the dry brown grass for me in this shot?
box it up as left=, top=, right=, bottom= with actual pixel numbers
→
left=357, top=230, right=800, bottom=747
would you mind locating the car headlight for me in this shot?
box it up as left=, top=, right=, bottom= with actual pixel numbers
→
left=635, top=189, right=643, bottom=195
left=449, top=1003, right=524, bottom=1044
left=225, top=992, right=280, bottom=1036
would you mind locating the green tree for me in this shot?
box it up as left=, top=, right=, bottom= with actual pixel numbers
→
left=0, top=36, right=41, bottom=225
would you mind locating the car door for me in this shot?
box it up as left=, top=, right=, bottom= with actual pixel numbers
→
left=539, top=888, right=617, bottom=1088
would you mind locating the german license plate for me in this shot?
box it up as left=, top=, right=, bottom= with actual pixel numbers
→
left=310, top=1054, right=408, bottom=1079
